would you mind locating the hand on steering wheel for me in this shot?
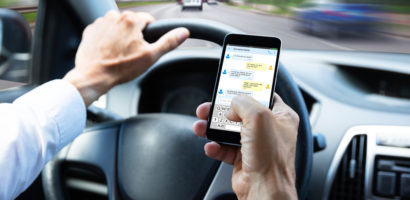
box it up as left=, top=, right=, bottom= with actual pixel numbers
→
left=64, top=11, right=189, bottom=107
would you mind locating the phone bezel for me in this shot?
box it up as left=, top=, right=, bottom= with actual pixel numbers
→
left=206, top=33, right=281, bottom=145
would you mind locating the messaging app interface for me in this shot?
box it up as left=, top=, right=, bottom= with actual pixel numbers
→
left=210, top=44, right=278, bottom=133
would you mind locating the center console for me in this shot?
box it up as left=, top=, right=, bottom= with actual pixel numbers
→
left=323, top=126, right=410, bottom=200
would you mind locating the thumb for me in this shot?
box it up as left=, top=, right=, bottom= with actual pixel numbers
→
left=272, top=93, right=292, bottom=114
left=225, top=95, right=265, bottom=122
left=150, top=27, right=190, bottom=61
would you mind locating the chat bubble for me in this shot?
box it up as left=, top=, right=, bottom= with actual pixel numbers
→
left=232, top=54, right=253, bottom=61
left=226, top=89, right=253, bottom=96
left=228, top=70, right=254, bottom=80
left=242, top=81, right=264, bottom=91
left=246, top=62, right=267, bottom=71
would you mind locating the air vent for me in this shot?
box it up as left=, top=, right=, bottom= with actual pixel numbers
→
left=62, top=163, right=108, bottom=200
left=338, top=66, right=410, bottom=100
left=329, top=135, right=367, bottom=200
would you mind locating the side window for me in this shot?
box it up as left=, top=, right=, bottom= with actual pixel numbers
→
left=0, top=0, right=37, bottom=90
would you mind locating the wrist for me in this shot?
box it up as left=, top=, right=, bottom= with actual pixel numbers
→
left=243, top=167, right=297, bottom=200
left=63, top=69, right=114, bottom=107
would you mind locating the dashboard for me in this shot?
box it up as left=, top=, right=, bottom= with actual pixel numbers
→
left=280, top=50, right=410, bottom=200
left=105, top=48, right=410, bottom=200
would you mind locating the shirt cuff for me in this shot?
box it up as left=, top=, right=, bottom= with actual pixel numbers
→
left=14, top=79, right=86, bottom=150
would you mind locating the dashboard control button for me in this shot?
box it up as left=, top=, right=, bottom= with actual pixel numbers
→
left=401, top=173, right=410, bottom=198
left=376, top=171, right=396, bottom=197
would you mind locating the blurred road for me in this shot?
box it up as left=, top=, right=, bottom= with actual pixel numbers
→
left=127, top=3, right=410, bottom=53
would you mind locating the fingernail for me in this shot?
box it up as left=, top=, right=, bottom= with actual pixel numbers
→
left=178, top=28, right=189, bottom=43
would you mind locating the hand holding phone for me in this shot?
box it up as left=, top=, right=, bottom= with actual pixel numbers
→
left=206, top=34, right=281, bottom=145
left=194, top=94, right=299, bottom=200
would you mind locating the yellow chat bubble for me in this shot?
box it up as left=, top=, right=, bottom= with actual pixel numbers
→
left=246, top=62, right=267, bottom=71
left=242, top=81, right=264, bottom=91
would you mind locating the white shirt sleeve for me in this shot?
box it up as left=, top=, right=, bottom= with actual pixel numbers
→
left=0, top=79, right=86, bottom=199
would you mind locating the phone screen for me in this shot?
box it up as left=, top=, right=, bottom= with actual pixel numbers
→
left=209, top=44, right=279, bottom=133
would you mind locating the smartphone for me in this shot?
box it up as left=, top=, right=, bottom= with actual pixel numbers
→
left=206, top=34, right=281, bottom=145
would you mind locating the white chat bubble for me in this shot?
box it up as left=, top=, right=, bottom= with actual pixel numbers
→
left=228, top=70, right=254, bottom=80
left=231, top=54, right=253, bottom=61
left=226, top=89, right=253, bottom=97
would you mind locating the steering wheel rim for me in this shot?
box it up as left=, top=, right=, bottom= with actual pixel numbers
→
left=43, top=18, right=312, bottom=200
left=143, top=18, right=243, bottom=46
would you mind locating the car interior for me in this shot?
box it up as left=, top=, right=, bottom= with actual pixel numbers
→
left=0, top=0, right=409, bottom=199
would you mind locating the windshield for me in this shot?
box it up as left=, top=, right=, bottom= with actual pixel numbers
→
left=0, top=0, right=408, bottom=90
left=2, top=0, right=409, bottom=53
left=138, top=0, right=409, bottom=54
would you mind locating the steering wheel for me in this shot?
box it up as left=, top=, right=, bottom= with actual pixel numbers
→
left=42, top=19, right=312, bottom=200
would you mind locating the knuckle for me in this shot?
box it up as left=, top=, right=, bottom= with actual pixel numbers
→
left=282, top=110, right=294, bottom=120
left=106, top=10, right=118, bottom=18
left=251, top=107, right=272, bottom=121
left=82, top=25, right=91, bottom=34
left=284, top=105, right=300, bottom=123
left=272, top=105, right=298, bottom=121
left=94, top=17, right=103, bottom=24
left=141, top=48, right=155, bottom=62
left=282, top=107, right=300, bottom=128
left=141, top=48, right=152, bottom=56
left=120, top=13, right=135, bottom=27
left=122, top=10, right=134, bottom=15
left=292, top=110, right=300, bottom=122
left=137, top=12, right=155, bottom=21
left=125, top=18, right=134, bottom=27
left=105, top=10, right=114, bottom=16
left=167, top=36, right=178, bottom=47
left=291, top=111, right=300, bottom=127
left=82, top=25, right=94, bottom=37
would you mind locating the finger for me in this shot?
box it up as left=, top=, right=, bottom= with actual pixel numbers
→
left=225, top=108, right=241, bottom=122
left=204, top=142, right=240, bottom=165
left=272, top=93, right=285, bottom=108
left=120, top=11, right=155, bottom=30
left=271, top=93, right=291, bottom=114
left=225, top=95, right=265, bottom=122
left=105, top=10, right=120, bottom=19
left=271, top=93, right=300, bottom=123
left=193, top=120, right=207, bottom=138
left=150, top=27, right=190, bottom=61
left=90, top=10, right=119, bottom=28
left=133, top=12, right=155, bottom=30
left=196, top=102, right=211, bottom=120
